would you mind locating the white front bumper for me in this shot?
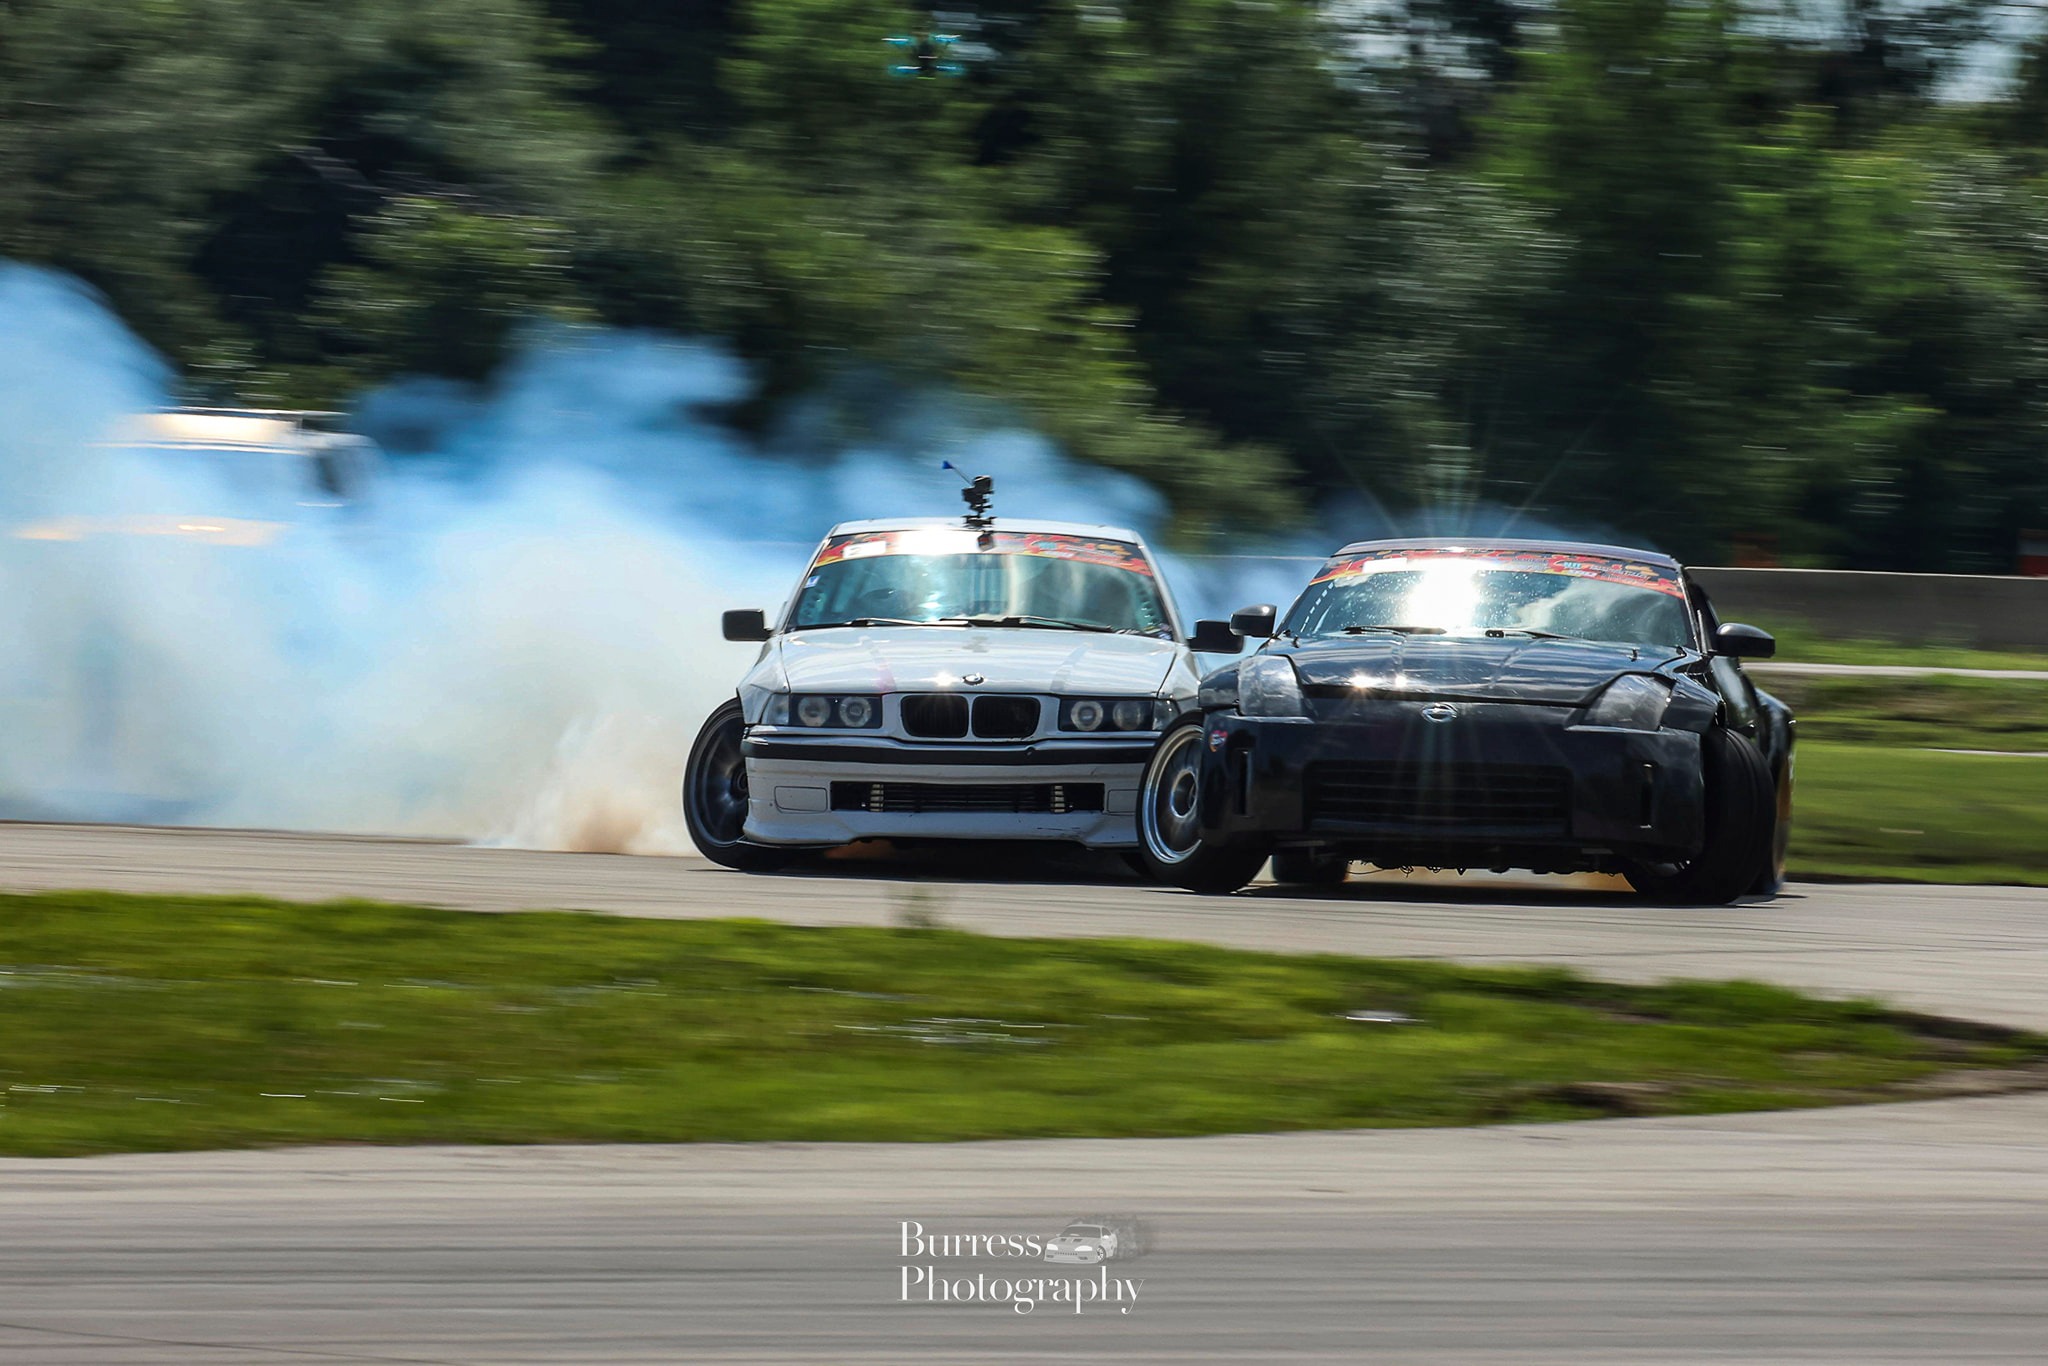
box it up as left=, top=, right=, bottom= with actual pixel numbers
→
left=1044, top=1247, right=1107, bottom=1264
left=739, top=733, right=1151, bottom=848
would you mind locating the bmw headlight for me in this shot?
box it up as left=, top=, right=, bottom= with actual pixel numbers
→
left=740, top=685, right=791, bottom=726
left=1584, top=675, right=1672, bottom=730
left=1238, top=655, right=1307, bottom=718
left=1059, top=697, right=1168, bottom=732
left=784, top=694, right=884, bottom=729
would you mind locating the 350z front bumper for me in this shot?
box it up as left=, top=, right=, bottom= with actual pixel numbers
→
left=1198, top=702, right=1709, bottom=868
left=739, top=732, right=1157, bottom=847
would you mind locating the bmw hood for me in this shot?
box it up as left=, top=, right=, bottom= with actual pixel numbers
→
left=1284, top=636, right=1683, bottom=705
left=772, top=626, right=1184, bottom=696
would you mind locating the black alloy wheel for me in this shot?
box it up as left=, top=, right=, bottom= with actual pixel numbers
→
left=1135, top=717, right=1269, bottom=894
left=683, top=699, right=794, bottom=872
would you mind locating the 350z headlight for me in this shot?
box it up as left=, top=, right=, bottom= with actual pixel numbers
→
left=1584, top=675, right=1672, bottom=730
left=1238, top=655, right=1307, bottom=718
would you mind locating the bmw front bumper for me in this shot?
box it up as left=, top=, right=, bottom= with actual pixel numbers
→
left=740, top=732, right=1156, bottom=847
left=1199, top=701, right=1708, bottom=870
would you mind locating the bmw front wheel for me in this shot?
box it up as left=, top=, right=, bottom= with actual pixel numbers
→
left=683, top=699, right=794, bottom=872
left=1135, top=718, right=1268, bottom=894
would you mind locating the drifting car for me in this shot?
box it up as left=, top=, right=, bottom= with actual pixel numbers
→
left=1134, top=538, right=1794, bottom=903
left=1043, top=1216, right=1146, bottom=1264
left=2, top=408, right=381, bottom=824
left=683, top=500, right=1240, bottom=868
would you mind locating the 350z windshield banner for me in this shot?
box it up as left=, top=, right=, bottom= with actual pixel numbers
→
left=1309, top=547, right=1683, bottom=598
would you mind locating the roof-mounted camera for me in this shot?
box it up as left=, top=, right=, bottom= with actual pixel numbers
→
left=941, top=461, right=997, bottom=545
left=960, top=475, right=994, bottom=528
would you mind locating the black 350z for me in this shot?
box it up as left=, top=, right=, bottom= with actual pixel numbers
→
left=1136, top=539, right=1793, bottom=903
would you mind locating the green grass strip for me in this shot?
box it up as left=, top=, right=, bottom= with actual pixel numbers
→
left=1, top=891, right=2037, bottom=1156
left=1790, top=742, right=2048, bottom=886
left=1761, top=623, right=2048, bottom=673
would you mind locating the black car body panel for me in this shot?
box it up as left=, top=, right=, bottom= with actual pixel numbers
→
left=1188, top=538, right=1794, bottom=876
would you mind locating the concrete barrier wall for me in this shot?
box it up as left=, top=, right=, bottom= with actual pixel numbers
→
left=1691, top=567, right=2048, bottom=652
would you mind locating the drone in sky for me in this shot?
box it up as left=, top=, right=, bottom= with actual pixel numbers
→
left=886, top=32, right=967, bottom=78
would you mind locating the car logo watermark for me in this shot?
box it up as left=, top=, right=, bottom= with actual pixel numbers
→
left=963, top=673, right=986, bottom=686
left=898, top=1217, right=1150, bottom=1315
left=1421, top=703, right=1458, bottom=723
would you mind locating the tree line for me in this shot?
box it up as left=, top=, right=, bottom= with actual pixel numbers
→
left=4, top=0, right=2046, bottom=568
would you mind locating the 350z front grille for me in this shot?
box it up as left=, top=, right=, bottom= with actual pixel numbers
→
left=831, top=782, right=1105, bottom=815
left=1305, top=762, right=1569, bottom=830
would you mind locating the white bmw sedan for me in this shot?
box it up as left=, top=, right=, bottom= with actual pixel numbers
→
left=683, top=517, right=1237, bottom=869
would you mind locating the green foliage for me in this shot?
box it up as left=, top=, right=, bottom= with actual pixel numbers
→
left=1, top=892, right=2029, bottom=1154
left=318, top=196, right=590, bottom=384
left=3, top=0, right=2047, bottom=555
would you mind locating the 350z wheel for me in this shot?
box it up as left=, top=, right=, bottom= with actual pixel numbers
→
left=1135, top=718, right=1269, bottom=894
left=1749, top=756, right=1793, bottom=897
left=1271, top=848, right=1350, bottom=887
left=1625, top=727, right=1774, bottom=905
left=682, top=699, right=794, bottom=872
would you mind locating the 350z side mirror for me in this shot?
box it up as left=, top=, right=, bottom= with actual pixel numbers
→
left=1229, top=604, right=1278, bottom=639
left=1189, top=619, right=1245, bottom=654
left=1714, top=622, right=1776, bottom=659
left=722, top=609, right=772, bottom=643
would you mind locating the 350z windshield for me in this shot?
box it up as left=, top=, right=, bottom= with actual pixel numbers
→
left=788, top=530, right=1173, bottom=636
left=1284, top=548, right=1695, bottom=650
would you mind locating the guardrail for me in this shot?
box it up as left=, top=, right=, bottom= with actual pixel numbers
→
left=1690, top=567, right=2048, bottom=653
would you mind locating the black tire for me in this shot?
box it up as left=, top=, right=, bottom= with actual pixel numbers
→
left=1134, top=718, right=1269, bottom=894
left=1626, top=727, right=1774, bottom=905
left=1271, top=848, right=1350, bottom=887
left=683, top=700, right=795, bottom=872
left=1748, top=757, right=1793, bottom=897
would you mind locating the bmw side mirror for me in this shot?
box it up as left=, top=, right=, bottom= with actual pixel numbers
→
left=1715, top=622, right=1775, bottom=659
left=722, top=609, right=772, bottom=643
left=1190, top=619, right=1245, bottom=654
left=1229, top=604, right=1278, bottom=639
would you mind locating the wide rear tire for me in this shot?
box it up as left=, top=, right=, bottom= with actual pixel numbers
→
left=683, top=700, right=796, bottom=872
left=1625, top=727, right=1774, bottom=905
left=1748, top=757, right=1793, bottom=896
left=1134, top=718, right=1269, bottom=894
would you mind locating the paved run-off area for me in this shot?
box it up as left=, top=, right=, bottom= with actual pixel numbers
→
left=3, top=823, right=2047, bottom=1363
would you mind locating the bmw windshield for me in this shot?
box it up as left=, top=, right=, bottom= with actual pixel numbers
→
left=1283, top=547, right=1696, bottom=650
left=788, top=529, right=1174, bottom=637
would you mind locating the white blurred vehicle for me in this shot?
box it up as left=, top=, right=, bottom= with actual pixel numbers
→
left=1043, top=1216, right=1144, bottom=1264
left=0, top=408, right=382, bottom=823
left=683, top=500, right=1242, bottom=869
left=12, top=408, right=379, bottom=547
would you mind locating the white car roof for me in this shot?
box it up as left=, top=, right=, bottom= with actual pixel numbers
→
left=826, top=516, right=1148, bottom=544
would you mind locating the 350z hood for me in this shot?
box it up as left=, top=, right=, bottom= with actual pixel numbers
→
left=771, top=626, right=1184, bottom=696
left=1284, top=635, right=1686, bottom=705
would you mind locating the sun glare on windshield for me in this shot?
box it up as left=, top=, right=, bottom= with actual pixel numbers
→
left=1284, top=549, right=1694, bottom=649
left=789, top=531, right=1172, bottom=636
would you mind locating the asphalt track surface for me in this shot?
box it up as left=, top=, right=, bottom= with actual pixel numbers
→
left=4, top=823, right=2048, bottom=1363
